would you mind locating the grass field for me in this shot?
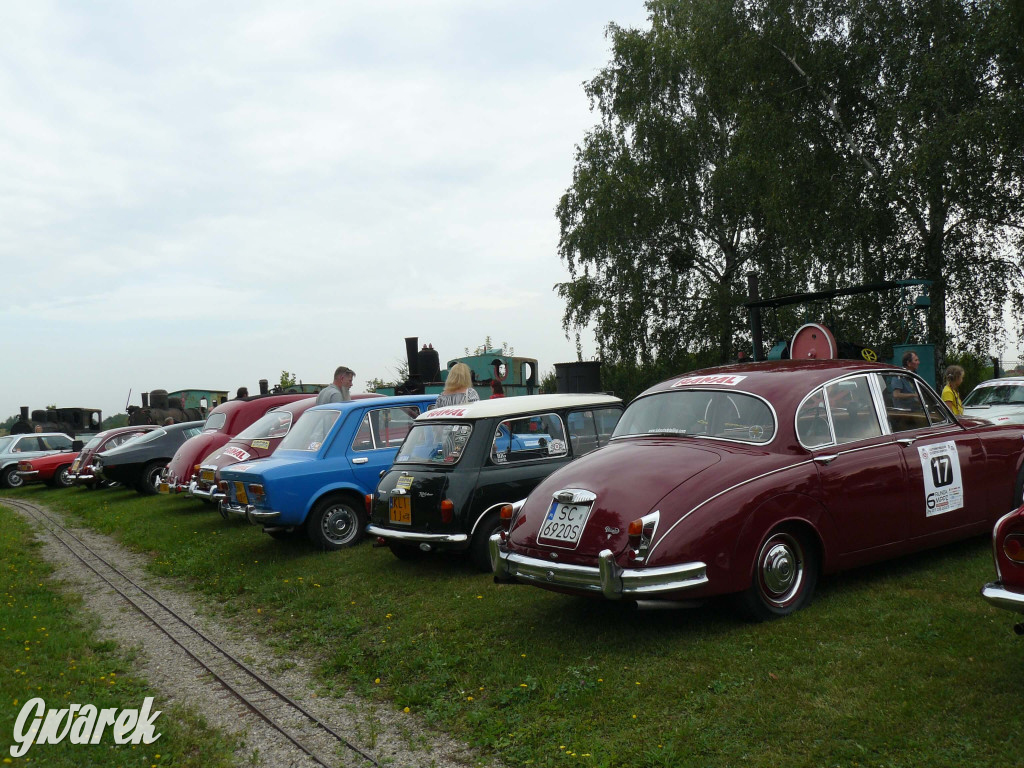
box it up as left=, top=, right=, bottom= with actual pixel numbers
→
left=0, top=501, right=237, bottom=767
left=2, top=483, right=1022, bottom=768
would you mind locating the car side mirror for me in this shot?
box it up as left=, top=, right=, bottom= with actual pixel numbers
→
left=72, top=440, right=84, bottom=451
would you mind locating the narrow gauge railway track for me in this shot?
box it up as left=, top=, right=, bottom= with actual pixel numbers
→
left=4, top=498, right=379, bottom=768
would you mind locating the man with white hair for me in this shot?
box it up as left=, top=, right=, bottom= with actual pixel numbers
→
left=316, top=366, right=355, bottom=404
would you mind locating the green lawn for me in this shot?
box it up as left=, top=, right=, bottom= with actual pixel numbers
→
left=0, top=499, right=237, bottom=767
left=3, top=484, right=1022, bottom=768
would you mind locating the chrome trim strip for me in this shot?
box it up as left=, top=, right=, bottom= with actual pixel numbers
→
left=366, top=524, right=468, bottom=544
left=647, top=459, right=816, bottom=559
left=981, top=582, right=1024, bottom=614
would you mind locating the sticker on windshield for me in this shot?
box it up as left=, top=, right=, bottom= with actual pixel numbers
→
left=251, top=439, right=270, bottom=449
left=672, top=374, right=747, bottom=388
left=918, top=441, right=964, bottom=516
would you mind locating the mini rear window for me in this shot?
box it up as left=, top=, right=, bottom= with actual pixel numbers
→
left=395, top=423, right=473, bottom=465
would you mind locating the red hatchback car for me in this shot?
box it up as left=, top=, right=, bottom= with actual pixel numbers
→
left=981, top=503, right=1024, bottom=633
left=493, top=359, right=1024, bottom=620
left=159, top=393, right=312, bottom=497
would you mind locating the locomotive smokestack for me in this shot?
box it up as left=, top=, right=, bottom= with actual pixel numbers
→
left=259, top=379, right=269, bottom=395
left=141, top=392, right=150, bottom=408
left=19, top=407, right=28, bottom=421
left=405, top=337, right=420, bottom=378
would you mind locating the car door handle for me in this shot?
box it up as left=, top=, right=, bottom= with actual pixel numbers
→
left=352, top=457, right=369, bottom=464
left=897, top=438, right=917, bottom=446
left=812, top=454, right=838, bottom=464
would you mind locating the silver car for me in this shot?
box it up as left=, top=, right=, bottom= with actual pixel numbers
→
left=962, top=376, right=1024, bottom=425
left=0, top=432, right=75, bottom=489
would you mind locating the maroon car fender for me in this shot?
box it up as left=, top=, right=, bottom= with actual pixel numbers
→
left=730, top=493, right=836, bottom=591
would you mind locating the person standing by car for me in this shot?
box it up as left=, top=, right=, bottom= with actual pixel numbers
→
left=941, top=364, right=965, bottom=415
left=891, top=351, right=922, bottom=406
left=433, top=363, right=480, bottom=408
left=490, top=380, right=506, bottom=399
left=316, top=366, right=355, bottom=404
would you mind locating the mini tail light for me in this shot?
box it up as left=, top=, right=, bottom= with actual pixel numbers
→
left=365, top=494, right=373, bottom=514
left=1004, top=534, right=1024, bottom=564
left=441, top=499, right=454, bottom=523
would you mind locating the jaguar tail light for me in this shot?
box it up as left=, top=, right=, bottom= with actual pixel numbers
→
left=1004, top=534, right=1024, bottom=564
left=441, top=499, right=454, bottom=524
left=192, top=464, right=201, bottom=478
left=627, top=510, right=660, bottom=563
left=499, top=500, right=526, bottom=537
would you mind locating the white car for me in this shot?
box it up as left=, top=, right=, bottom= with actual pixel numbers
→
left=962, top=376, right=1024, bottom=425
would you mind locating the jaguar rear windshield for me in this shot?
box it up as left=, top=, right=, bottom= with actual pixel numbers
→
left=204, top=412, right=227, bottom=431
left=612, top=390, right=776, bottom=444
left=395, top=423, right=473, bottom=465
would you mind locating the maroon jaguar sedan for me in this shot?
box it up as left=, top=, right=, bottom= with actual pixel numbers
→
left=493, top=359, right=1024, bottom=620
left=981, top=503, right=1024, bottom=633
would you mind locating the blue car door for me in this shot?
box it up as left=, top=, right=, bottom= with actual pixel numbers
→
left=346, top=404, right=426, bottom=492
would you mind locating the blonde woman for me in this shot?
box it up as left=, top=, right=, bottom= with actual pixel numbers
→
left=942, top=364, right=964, bottom=416
left=434, top=363, right=480, bottom=408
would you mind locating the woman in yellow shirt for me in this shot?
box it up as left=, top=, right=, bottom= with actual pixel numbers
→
left=941, top=364, right=965, bottom=416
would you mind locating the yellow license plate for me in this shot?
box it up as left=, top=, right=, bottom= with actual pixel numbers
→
left=234, top=482, right=248, bottom=504
left=158, top=482, right=169, bottom=494
left=389, top=496, right=411, bottom=524
left=71, top=458, right=81, bottom=472
left=200, top=469, right=215, bottom=483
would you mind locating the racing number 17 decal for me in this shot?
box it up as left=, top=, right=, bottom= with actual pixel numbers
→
left=917, top=441, right=964, bottom=517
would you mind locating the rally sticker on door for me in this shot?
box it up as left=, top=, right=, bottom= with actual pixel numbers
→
left=918, top=441, right=964, bottom=516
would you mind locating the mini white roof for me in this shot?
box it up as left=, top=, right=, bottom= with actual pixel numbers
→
left=417, top=393, right=621, bottom=421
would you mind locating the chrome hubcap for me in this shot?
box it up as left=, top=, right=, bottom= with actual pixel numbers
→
left=760, top=535, right=803, bottom=605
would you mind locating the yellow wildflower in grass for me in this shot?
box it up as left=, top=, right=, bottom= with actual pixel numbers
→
left=403, top=707, right=410, bottom=713
left=374, top=678, right=380, bottom=684
left=519, top=683, right=528, bottom=688
left=466, top=696, right=474, bottom=701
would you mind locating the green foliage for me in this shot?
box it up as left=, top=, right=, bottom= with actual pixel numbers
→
left=558, top=0, right=1024, bottom=370
left=465, top=336, right=514, bottom=357
left=539, top=368, right=558, bottom=394
left=100, top=413, right=129, bottom=430
left=279, top=370, right=298, bottom=388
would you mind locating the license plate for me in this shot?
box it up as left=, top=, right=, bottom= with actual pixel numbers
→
left=234, top=482, right=248, bottom=504
left=158, top=482, right=169, bottom=494
left=200, top=469, right=215, bottom=483
left=389, top=496, right=411, bottom=524
left=537, top=502, right=591, bottom=548
left=71, top=458, right=81, bottom=472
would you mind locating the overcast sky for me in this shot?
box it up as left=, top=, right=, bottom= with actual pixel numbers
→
left=0, top=1, right=655, bottom=421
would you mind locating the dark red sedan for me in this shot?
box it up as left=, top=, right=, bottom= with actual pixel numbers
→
left=493, top=359, right=1024, bottom=619
left=981, top=503, right=1024, bottom=633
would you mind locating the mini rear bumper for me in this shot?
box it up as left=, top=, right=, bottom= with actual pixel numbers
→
left=366, top=524, right=468, bottom=544
left=220, top=501, right=281, bottom=525
left=982, top=582, right=1024, bottom=614
left=491, top=535, right=708, bottom=600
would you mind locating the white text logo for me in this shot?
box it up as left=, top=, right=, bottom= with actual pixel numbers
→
left=10, top=697, right=162, bottom=758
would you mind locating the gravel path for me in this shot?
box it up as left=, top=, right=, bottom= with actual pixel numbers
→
left=4, top=499, right=498, bottom=768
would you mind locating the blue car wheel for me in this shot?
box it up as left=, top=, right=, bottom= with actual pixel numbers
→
left=306, top=494, right=365, bottom=551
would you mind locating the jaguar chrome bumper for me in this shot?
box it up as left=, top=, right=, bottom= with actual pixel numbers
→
left=366, top=524, right=468, bottom=544
left=982, top=582, right=1024, bottom=614
left=220, top=502, right=281, bottom=525
left=491, top=535, right=708, bottom=600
